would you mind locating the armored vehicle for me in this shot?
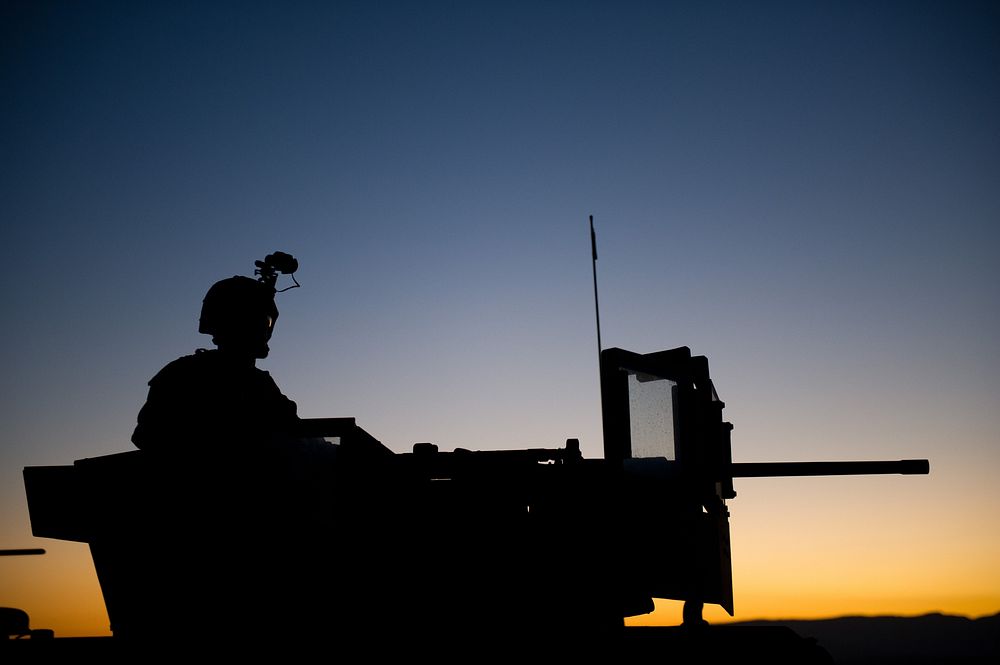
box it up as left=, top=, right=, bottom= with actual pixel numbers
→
left=20, top=252, right=929, bottom=661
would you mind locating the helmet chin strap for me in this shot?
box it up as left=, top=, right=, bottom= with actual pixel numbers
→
left=213, top=334, right=270, bottom=361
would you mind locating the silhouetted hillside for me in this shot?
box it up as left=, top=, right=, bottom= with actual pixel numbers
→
left=732, top=612, right=1000, bottom=664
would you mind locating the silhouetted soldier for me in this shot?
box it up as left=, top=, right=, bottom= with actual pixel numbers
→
left=129, top=258, right=348, bottom=518
left=132, top=274, right=299, bottom=455
left=125, top=258, right=349, bottom=647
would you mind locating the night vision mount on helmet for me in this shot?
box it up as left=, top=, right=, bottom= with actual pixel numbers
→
left=197, top=251, right=299, bottom=337
left=254, top=251, right=299, bottom=293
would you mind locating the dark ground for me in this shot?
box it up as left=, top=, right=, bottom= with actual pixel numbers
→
left=4, top=613, right=997, bottom=664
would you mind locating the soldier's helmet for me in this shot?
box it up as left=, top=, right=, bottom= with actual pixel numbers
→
left=198, top=276, right=278, bottom=345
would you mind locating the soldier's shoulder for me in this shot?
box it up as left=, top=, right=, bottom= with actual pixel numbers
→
left=150, top=349, right=216, bottom=384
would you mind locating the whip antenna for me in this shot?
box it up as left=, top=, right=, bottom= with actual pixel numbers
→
left=590, top=215, right=602, bottom=358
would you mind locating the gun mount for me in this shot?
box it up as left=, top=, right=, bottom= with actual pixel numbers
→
left=21, top=345, right=928, bottom=659
left=599, top=346, right=928, bottom=621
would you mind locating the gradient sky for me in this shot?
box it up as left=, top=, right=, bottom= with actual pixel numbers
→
left=2, top=1, right=998, bottom=637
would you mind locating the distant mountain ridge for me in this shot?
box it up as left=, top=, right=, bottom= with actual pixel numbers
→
left=729, top=612, right=1000, bottom=664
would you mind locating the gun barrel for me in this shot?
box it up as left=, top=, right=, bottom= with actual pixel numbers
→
left=729, top=459, right=929, bottom=478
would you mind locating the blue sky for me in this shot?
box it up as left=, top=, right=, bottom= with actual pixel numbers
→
left=2, top=1, right=998, bottom=634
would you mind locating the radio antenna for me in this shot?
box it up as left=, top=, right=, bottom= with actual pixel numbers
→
left=590, top=215, right=602, bottom=357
